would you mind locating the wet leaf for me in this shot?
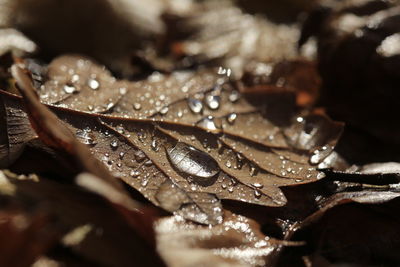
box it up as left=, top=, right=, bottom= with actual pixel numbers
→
left=1, top=55, right=344, bottom=225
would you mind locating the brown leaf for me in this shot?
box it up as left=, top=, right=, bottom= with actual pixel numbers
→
left=0, top=94, right=37, bottom=168
left=11, top=65, right=165, bottom=249
left=155, top=211, right=300, bottom=267
left=0, top=170, right=165, bottom=267
left=2, top=55, right=344, bottom=225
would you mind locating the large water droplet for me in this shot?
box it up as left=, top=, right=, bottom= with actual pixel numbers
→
left=88, top=79, right=100, bottom=90
left=133, top=103, right=142, bottom=110
left=167, top=142, right=220, bottom=182
left=205, top=94, right=220, bottom=110
left=187, top=98, right=203, bottom=113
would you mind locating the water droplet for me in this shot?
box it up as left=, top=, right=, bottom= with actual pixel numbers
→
left=71, top=74, right=80, bottom=83
left=63, top=84, right=77, bottom=94
left=134, top=150, right=146, bottom=162
left=151, top=138, right=160, bottom=152
left=254, top=190, right=262, bottom=199
left=133, top=103, right=142, bottom=110
left=229, top=90, right=240, bottom=102
left=228, top=187, right=234, bottom=193
left=130, top=170, right=140, bottom=178
left=88, top=79, right=100, bottom=90
left=119, top=152, right=125, bottom=159
left=144, top=160, right=153, bottom=166
left=76, top=129, right=97, bottom=145
left=159, top=106, right=169, bottom=115
left=226, top=113, right=237, bottom=124
left=137, top=132, right=147, bottom=143
left=205, top=94, right=220, bottom=110
left=225, top=160, right=232, bottom=168
left=167, top=142, right=220, bottom=182
left=187, top=98, right=203, bottom=113
left=119, top=87, right=127, bottom=95
left=309, top=145, right=333, bottom=165
left=141, top=179, right=149, bottom=187
left=221, top=183, right=227, bottom=189
left=196, top=116, right=220, bottom=132
left=110, top=140, right=118, bottom=149
left=116, top=126, right=125, bottom=134
left=217, top=66, right=232, bottom=77
left=87, top=105, right=94, bottom=111
left=249, top=165, right=257, bottom=176
left=252, top=183, right=263, bottom=189
left=177, top=111, right=183, bottom=118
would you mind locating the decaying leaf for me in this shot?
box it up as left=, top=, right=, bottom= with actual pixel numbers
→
left=0, top=54, right=345, bottom=225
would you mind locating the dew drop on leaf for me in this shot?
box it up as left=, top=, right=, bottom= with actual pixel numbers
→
left=196, top=116, right=219, bottom=131
left=228, top=90, right=240, bottom=102
left=226, top=113, right=237, bottom=124
left=130, top=170, right=140, bottom=178
left=71, top=74, right=80, bottom=83
left=134, top=150, right=146, bottom=162
left=110, top=140, right=119, bottom=149
left=76, top=129, right=97, bottom=145
left=133, top=103, right=142, bottom=110
left=159, top=106, right=169, bottom=115
left=151, top=138, right=160, bottom=152
left=187, top=98, right=203, bottom=113
left=167, top=142, right=220, bottom=182
left=205, top=94, right=221, bottom=110
left=252, top=183, right=263, bottom=189
left=88, top=78, right=100, bottom=90
left=63, top=84, right=77, bottom=94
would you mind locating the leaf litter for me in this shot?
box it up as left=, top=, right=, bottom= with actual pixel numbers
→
left=2, top=1, right=400, bottom=266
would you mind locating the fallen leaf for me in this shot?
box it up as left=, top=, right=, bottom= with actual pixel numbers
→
left=155, top=211, right=302, bottom=267
left=1, top=55, right=344, bottom=225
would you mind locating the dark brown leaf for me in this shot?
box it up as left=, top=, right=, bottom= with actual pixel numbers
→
left=0, top=170, right=165, bottom=267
